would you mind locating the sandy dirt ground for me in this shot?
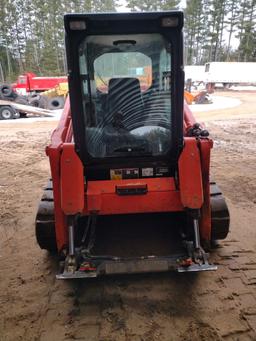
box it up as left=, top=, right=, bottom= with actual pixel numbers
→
left=0, top=92, right=255, bottom=341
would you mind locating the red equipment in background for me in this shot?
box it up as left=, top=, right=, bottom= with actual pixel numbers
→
left=12, top=72, right=67, bottom=95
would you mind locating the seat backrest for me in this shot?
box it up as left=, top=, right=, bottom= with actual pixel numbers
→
left=107, top=78, right=144, bottom=123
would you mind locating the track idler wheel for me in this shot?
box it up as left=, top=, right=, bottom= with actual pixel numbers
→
left=210, top=181, right=230, bottom=240
left=35, top=180, right=57, bottom=253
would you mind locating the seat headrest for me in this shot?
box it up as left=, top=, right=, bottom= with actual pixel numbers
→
left=108, top=77, right=141, bottom=94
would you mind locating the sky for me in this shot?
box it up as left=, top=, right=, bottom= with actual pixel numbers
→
left=117, top=0, right=186, bottom=11
left=117, top=0, right=129, bottom=12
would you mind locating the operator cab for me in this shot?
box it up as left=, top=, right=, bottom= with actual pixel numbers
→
left=64, top=12, right=184, bottom=180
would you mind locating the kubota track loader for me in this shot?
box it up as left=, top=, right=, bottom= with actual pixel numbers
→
left=36, top=11, right=229, bottom=279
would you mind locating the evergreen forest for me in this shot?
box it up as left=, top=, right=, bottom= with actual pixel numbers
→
left=0, top=0, right=255, bottom=81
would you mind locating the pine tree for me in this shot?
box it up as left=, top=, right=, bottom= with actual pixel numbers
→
left=207, top=0, right=228, bottom=62
left=237, top=0, right=256, bottom=62
left=184, top=0, right=209, bottom=65
left=92, top=0, right=118, bottom=12
left=225, top=0, right=240, bottom=61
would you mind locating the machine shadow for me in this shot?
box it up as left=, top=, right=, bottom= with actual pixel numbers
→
left=52, top=214, right=202, bottom=320
left=67, top=271, right=201, bottom=320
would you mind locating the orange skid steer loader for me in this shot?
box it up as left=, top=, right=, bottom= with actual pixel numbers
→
left=35, top=11, right=229, bottom=279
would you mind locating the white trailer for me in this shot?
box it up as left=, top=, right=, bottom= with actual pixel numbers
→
left=205, top=62, right=256, bottom=87
left=184, top=65, right=205, bottom=83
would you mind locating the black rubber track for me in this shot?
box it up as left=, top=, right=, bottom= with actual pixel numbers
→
left=210, top=181, right=230, bottom=240
left=35, top=180, right=57, bottom=253
left=35, top=180, right=230, bottom=252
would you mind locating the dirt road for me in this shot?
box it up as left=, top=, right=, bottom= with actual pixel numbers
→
left=0, top=92, right=255, bottom=341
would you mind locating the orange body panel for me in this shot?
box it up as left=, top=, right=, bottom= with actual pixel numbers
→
left=46, top=98, right=72, bottom=250
left=47, top=148, right=68, bottom=250
left=198, top=138, right=213, bottom=241
left=61, top=143, right=84, bottom=215
left=183, top=102, right=196, bottom=133
left=178, top=138, right=203, bottom=209
left=86, top=178, right=183, bottom=215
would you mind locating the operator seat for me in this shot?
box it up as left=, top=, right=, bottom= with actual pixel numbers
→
left=107, top=77, right=144, bottom=129
left=103, top=77, right=151, bottom=155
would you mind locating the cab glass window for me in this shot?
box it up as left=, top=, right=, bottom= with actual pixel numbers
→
left=79, top=33, right=172, bottom=159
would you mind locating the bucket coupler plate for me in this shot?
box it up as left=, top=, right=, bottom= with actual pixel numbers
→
left=177, top=263, right=217, bottom=272
left=56, top=253, right=217, bottom=279
left=56, top=208, right=218, bottom=279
